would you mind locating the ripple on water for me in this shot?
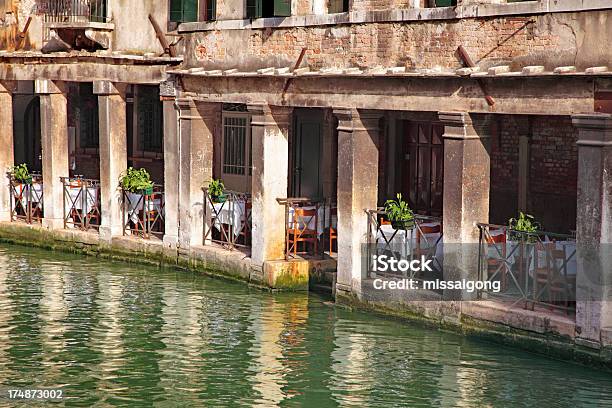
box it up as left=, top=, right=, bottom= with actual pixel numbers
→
left=0, top=244, right=611, bottom=407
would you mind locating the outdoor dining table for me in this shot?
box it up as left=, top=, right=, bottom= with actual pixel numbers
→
left=125, top=192, right=164, bottom=224
left=487, top=229, right=577, bottom=276
left=376, top=222, right=443, bottom=260
left=287, top=204, right=336, bottom=235
left=64, top=184, right=98, bottom=215
left=13, top=182, right=43, bottom=204
left=208, top=200, right=248, bottom=237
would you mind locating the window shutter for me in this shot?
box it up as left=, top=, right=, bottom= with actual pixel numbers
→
left=169, top=0, right=183, bottom=22
left=274, top=0, right=291, bottom=16
left=183, top=0, right=198, bottom=22
left=246, top=0, right=262, bottom=18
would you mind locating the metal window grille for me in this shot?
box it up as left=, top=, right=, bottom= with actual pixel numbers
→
left=38, top=0, right=109, bottom=23
left=137, top=87, right=163, bottom=153
left=222, top=115, right=248, bottom=176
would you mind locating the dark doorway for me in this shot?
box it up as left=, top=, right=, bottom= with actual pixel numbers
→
left=291, top=109, right=323, bottom=200
left=23, top=96, right=42, bottom=173
left=399, top=121, right=444, bottom=216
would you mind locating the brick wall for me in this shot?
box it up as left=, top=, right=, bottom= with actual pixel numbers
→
left=489, top=114, right=577, bottom=233
left=184, top=10, right=608, bottom=71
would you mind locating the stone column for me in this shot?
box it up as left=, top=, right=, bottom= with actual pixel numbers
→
left=439, top=112, right=491, bottom=304
left=572, top=114, right=612, bottom=349
left=333, top=108, right=382, bottom=298
left=177, top=99, right=219, bottom=248
left=36, top=80, right=69, bottom=230
left=94, top=81, right=127, bottom=242
left=162, top=98, right=179, bottom=249
left=248, top=104, right=292, bottom=267
left=0, top=82, right=15, bottom=222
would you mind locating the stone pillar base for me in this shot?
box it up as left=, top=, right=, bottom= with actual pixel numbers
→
left=42, top=218, right=64, bottom=230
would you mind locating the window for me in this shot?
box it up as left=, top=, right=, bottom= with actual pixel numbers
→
left=247, top=0, right=291, bottom=18
left=170, top=0, right=216, bottom=22
left=328, top=0, right=349, bottom=13
left=78, top=84, right=99, bottom=149
left=221, top=111, right=252, bottom=192
left=136, top=86, right=163, bottom=154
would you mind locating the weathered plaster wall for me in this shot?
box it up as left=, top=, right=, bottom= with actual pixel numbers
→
left=108, top=0, right=167, bottom=54
left=181, top=10, right=611, bottom=71
left=0, top=0, right=43, bottom=51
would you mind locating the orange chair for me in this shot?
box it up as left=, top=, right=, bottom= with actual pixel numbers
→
left=287, top=208, right=318, bottom=256
left=415, top=223, right=442, bottom=258
left=486, top=231, right=508, bottom=291
left=329, top=207, right=337, bottom=255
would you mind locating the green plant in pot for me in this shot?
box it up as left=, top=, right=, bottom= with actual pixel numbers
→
left=10, top=163, right=32, bottom=185
left=508, top=212, right=540, bottom=242
left=208, top=179, right=226, bottom=203
left=384, top=193, right=415, bottom=230
left=119, top=167, right=154, bottom=195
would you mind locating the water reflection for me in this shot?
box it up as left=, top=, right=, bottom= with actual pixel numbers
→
left=0, top=244, right=610, bottom=407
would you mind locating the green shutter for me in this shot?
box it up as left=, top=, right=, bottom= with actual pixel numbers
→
left=274, top=0, right=291, bottom=16
left=247, top=0, right=262, bottom=18
left=170, top=0, right=182, bottom=22
left=170, top=0, right=198, bottom=22
left=183, top=0, right=198, bottom=22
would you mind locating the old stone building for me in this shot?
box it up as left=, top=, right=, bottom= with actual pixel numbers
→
left=0, top=0, right=610, bottom=365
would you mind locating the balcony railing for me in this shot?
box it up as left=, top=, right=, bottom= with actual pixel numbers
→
left=61, top=177, right=101, bottom=231
left=8, top=173, right=44, bottom=224
left=122, top=185, right=165, bottom=240
left=276, top=197, right=337, bottom=260
left=477, top=223, right=576, bottom=314
left=203, top=188, right=251, bottom=250
left=38, top=0, right=109, bottom=23
left=365, top=208, right=443, bottom=280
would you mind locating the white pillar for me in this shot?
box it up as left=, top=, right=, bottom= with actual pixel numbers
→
left=439, top=111, right=491, bottom=305
left=248, top=104, right=292, bottom=267
left=177, top=99, right=218, bottom=248
left=0, top=82, right=15, bottom=222
left=94, top=81, right=127, bottom=242
left=572, top=114, right=612, bottom=349
left=162, top=98, right=179, bottom=248
left=333, top=108, right=382, bottom=298
left=36, top=79, right=69, bottom=230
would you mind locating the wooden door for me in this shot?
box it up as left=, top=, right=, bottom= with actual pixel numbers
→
left=401, top=121, right=444, bottom=216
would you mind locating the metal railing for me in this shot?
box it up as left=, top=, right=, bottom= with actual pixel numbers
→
left=122, top=185, right=165, bottom=239
left=365, top=208, right=443, bottom=280
left=61, top=177, right=101, bottom=231
left=276, top=197, right=337, bottom=260
left=477, top=223, right=576, bottom=313
left=38, top=0, right=109, bottom=23
left=203, top=188, right=251, bottom=250
left=8, top=173, right=44, bottom=224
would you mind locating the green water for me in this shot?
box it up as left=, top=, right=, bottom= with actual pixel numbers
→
left=0, top=244, right=610, bottom=407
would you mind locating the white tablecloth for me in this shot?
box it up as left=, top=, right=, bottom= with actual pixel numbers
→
left=287, top=205, right=336, bottom=235
left=64, top=186, right=98, bottom=214
left=376, top=222, right=443, bottom=260
left=209, top=201, right=247, bottom=237
left=486, top=231, right=577, bottom=277
left=13, top=183, right=43, bottom=204
left=125, top=192, right=164, bottom=224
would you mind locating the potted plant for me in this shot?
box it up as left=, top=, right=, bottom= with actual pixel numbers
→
left=10, top=163, right=32, bottom=186
left=207, top=178, right=226, bottom=203
left=384, top=193, right=415, bottom=230
left=508, top=212, right=540, bottom=242
left=119, top=167, right=154, bottom=195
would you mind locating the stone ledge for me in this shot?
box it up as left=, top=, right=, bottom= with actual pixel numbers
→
left=178, top=0, right=611, bottom=32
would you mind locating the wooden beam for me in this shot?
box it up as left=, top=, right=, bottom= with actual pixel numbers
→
left=16, top=17, right=32, bottom=50
left=282, top=47, right=307, bottom=100
left=457, top=45, right=495, bottom=107
left=148, top=14, right=174, bottom=57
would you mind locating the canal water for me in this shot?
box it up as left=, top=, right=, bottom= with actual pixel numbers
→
left=0, top=244, right=610, bottom=407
